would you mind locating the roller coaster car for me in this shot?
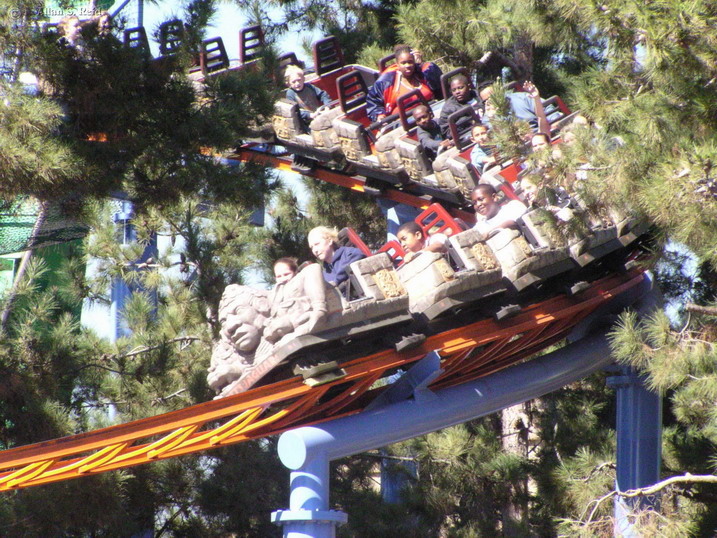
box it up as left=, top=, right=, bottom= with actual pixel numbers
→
left=239, top=25, right=264, bottom=65
left=395, top=192, right=575, bottom=295
left=190, top=25, right=274, bottom=83
left=209, top=255, right=413, bottom=397
left=330, top=87, right=466, bottom=205
left=158, top=19, right=185, bottom=56
left=209, top=194, right=649, bottom=396
left=272, top=37, right=378, bottom=160
left=120, top=23, right=267, bottom=81
left=197, top=36, right=230, bottom=76
left=353, top=201, right=513, bottom=322
left=331, top=66, right=463, bottom=183
left=69, top=23, right=185, bottom=139
left=394, top=92, right=570, bottom=205
left=519, top=205, right=608, bottom=268
left=331, top=74, right=442, bottom=185
left=431, top=105, right=484, bottom=196
left=518, top=196, right=650, bottom=274
left=392, top=67, right=469, bottom=186
left=328, top=70, right=390, bottom=170
left=607, top=208, right=650, bottom=247
left=391, top=203, right=505, bottom=320
left=123, top=26, right=152, bottom=60
left=563, top=194, right=650, bottom=265
left=398, top=231, right=505, bottom=321
left=428, top=103, right=572, bottom=201
left=372, top=101, right=420, bottom=176
left=488, top=213, right=572, bottom=292
left=336, top=210, right=504, bottom=327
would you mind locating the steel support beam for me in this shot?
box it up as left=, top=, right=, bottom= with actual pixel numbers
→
left=272, top=331, right=612, bottom=536
left=271, top=274, right=659, bottom=537
left=608, top=368, right=662, bottom=537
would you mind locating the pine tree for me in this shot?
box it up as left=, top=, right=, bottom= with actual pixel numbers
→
left=0, top=0, right=290, bottom=534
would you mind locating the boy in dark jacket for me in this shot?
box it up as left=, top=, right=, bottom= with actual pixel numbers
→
left=414, top=105, right=453, bottom=161
left=438, top=74, right=482, bottom=138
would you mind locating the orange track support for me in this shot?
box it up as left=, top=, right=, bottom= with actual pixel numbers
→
left=228, top=148, right=476, bottom=222
left=0, top=271, right=645, bottom=491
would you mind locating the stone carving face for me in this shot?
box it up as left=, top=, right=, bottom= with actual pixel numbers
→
left=208, top=285, right=271, bottom=392
left=207, top=340, right=249, bottom=391
left=221, top=307, right=262, bottom=352
left=217, top=285, right=270, bottom=351
left=209, top=265, right=330, bottom=395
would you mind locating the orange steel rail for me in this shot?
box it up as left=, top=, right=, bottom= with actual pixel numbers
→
left=227, top=147, right=476, bottom=222
left=0, top=270, right=645, bottom=491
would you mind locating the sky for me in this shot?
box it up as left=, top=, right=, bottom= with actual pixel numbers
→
left=139, top=0, right=319, bottom=65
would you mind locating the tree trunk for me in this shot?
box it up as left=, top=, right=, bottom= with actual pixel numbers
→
left=501, top=400, right=541, bottom=536
left=512, top=32, right=534, bottom=81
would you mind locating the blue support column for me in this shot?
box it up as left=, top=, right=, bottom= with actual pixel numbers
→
left=607, top=367, right=662, bottom=536
left=380, top=449, right=416, bottom=504
left=137, top=0, right=144, bottom=28
left=376, top=199, right=421, bottom=242
left=271, top=450, right=348, bottom=537
left=109, top=200, right=158, bottom=342
left=110, top=201, right=135, bottom=343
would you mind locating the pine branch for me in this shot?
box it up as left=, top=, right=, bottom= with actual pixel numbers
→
left=583, top=473, right=717, bottom=523
left=579, top=461, right=616, bottom=482
left=363, top=452, right=452, bottom=464
left=0, top=203, right=47, bottom=330
left=155, top=505, right=187, bottom=537
left=76, top=363, right=131, bottom=376
left=483, top=49, right=525, bottom=81
left=686, top=304, right=717, bottom=316
left=111, top=336, right=201, bottom=361
left=152, top=389, right=188, bottom=406
left=620, top=474, right=717, bottom=497
left=78, top=401, right=128, bottom=408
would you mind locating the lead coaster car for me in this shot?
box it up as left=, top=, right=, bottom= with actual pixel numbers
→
left=210, top=254, right=411, bottom=397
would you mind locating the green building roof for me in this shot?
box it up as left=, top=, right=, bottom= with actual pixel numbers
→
left=0, top=198, right=88, bottom=256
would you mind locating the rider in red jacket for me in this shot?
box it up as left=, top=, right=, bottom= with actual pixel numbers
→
left=366, top=46, right=443, bottom=122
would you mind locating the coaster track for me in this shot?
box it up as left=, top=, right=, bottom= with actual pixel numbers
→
left=0, top=270, right=644, bottom=491
left=229, top=146, right=476, bottom=222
